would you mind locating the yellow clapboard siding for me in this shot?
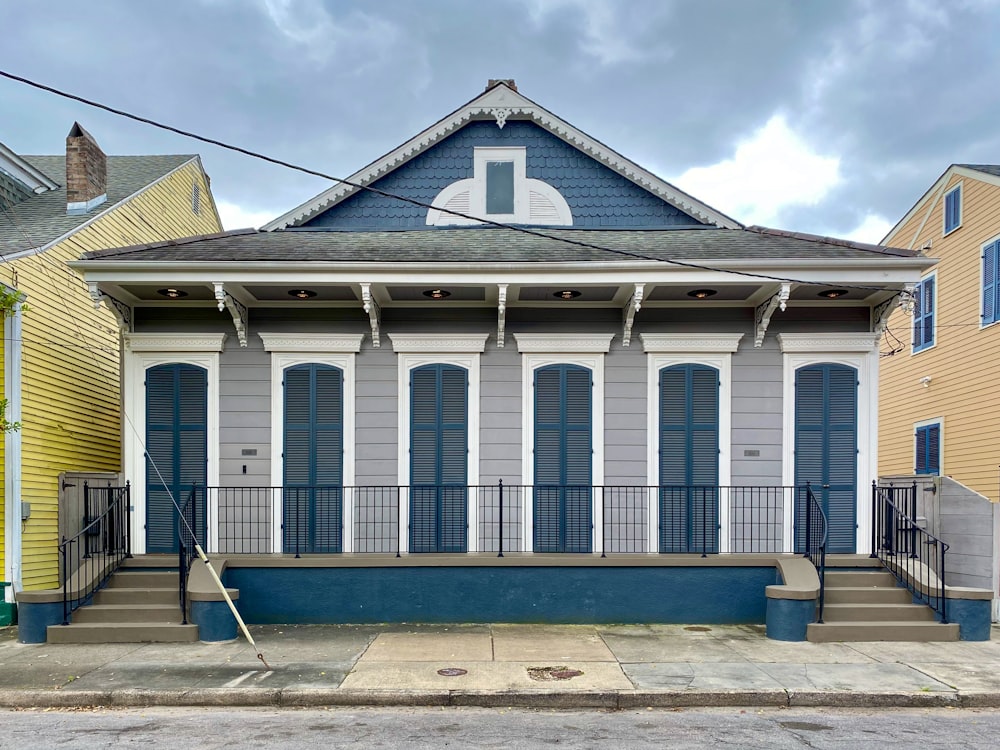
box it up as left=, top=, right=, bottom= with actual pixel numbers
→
left=879, top=170, right=1000, bottom=502
left=11, top=159, right=221, bottom=590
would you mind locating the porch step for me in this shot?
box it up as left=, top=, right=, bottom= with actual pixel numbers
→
left=823, top=570, right=897, bottom=587
left=821, top=603, right=936, bottom=622
left=106, top=571, right=178, bottom=588
left=71, top=604, right=183, bottom=624
left=120, top=555, right=180, bottom=570
left=807, top=621, right=959, bottom=642
left=824, top=586, right=913, bottom=604
left=47, top=622, right=198, bottom=644
left=93, top=587, right=178, bottom=606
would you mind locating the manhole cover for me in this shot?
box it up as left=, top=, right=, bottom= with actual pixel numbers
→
left=684, top=626, right=712, bottom=632
left=527, top=666, right=584, bottom=681
left=437, top=668, right=468, bottom=677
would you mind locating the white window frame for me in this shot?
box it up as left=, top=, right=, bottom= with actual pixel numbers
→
left=943, top=182, right=962, bottom=236
left=260, top=333, right=363, bottom=553
left=123, top=333, right=225, bottom=555
left=914, top=417, right=944, bottom=476
left=389, top=333, right=487, bottom=554
left=778, top=333, right=879, bottom=555
left=641, top=333, right=742, bottom=553
left=515, top=333, right=612, bottom=553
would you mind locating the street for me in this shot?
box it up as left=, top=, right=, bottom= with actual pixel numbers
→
left=2, top=706, right=998, bottom=749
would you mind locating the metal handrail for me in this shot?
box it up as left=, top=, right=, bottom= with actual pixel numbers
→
left=177, top=485, right=202, bottom=625
left=872, top=481, right=949, bottom=622
left=802, top=483, right=828, bottom=623
left=58, top=482, right=131, bottom=625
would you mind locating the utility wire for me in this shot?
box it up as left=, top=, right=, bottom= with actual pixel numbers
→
left=0, top=68, right=916, bottom=295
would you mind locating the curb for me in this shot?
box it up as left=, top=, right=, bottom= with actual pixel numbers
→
left=0, top=688, right=987, bottom=710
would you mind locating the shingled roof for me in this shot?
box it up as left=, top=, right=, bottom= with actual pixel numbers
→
left=0, top=154, right=196, bottom=254
left=80, top=225, right=921, bottom=264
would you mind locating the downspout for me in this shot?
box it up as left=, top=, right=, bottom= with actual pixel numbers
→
left=3, top=291, right=23, bottom=604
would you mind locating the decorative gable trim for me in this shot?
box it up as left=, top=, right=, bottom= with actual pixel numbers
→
left=263, top=83, right=741, bottom=231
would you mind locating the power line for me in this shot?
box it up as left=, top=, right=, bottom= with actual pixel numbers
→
left=0, top=68, right=916, bottom=295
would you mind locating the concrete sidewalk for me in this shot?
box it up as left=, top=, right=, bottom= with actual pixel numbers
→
left=2, top=623, right=1000, bottom=709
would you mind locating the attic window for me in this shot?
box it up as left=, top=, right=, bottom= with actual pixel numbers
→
left=192, top=182, right=201, bottom=215
left=426, top=147, right=572, bottom=226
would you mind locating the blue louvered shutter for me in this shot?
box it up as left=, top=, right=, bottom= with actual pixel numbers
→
left=533, top=365, right=592, bottom=553
left=283, top=364, right=343, bottom=553
left=145, top=364, right=207, bottom=553
left=913, top=276, right=934, bottom=351
left=984, top=241, right=998, bottom=325
left=658, top=365, right=719, bottom=553
left=795, top=364, right=858, bottom=553
left=915, top=424, right=940, bottom=475
left=410, top=365, right=468, bottom=553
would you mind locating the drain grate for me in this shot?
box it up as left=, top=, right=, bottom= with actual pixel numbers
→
left=437, top=667, right=468, bottom=677
left=527, top=666, right=584, bottom=681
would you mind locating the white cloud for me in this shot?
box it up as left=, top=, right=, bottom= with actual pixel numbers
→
left=840, top=214, right=895, bottom=245
left=216, top=201, right=277, bottom=231
left=669, top=115, right=842, bottom=226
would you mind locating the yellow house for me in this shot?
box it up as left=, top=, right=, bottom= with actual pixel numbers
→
left=0, top=123, right=222, bottom=621
left=879, top=164, right=1000, bottom=500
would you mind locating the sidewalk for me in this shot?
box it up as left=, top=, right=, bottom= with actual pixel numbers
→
left=2, top=623, right=1000, bottom=709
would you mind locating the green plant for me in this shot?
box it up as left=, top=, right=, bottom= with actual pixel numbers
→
left=0, top=399, right=19, bottom=433
left=0, top=287, right=25, bottom=318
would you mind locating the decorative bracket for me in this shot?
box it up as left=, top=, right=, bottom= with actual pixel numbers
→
left=497, top=283, right=508, bottom=348
left=361, top=283, right=381, bottom=348
left=88, top=283, right=132, bottom=335
left=490, top=107, right=513, bottom=129
left=899, top=283, right=916, bottom=315
left=754, top=282, right=790, bottom=347
left=622, top=283, right=644, bottom=347
left=872, top=292, right=902, bottom=336
left=214, top=283, right=248, bottom=347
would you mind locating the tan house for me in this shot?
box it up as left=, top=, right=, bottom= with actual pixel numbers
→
left=879, top=164, right=1000, bottom=601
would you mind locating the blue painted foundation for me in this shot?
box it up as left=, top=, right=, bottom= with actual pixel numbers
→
left=191, top=600, right=238, bottom=642
left=941, top=598, right=992, bottom=641
left=765, top=597, right=815, bottom=641
left=17, top=601, right=66, bottom=644
left=225, top=566, right=778, bottom=624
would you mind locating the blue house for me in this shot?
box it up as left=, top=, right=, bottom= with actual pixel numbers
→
left=34, top=79, right=987, bottom=644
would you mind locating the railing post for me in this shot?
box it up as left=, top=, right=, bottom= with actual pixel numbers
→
left=124, top=481, right=132, bottom=558
left=909, top=481, right=918, bottom=558
left=940, top=542, right=948, bottom=623
left=601, top=487, right=607, bottom=558
left=870, top=481, right=878, bottom=558
left=396, top=487, right=402, bottom=558
left=61, top=537, right=69, bottom=626
left=497, top=479, right=504, bottom=558
left=804, top=482, right=812, bottom=558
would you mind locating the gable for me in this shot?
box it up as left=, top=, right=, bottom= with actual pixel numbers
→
left=303, top=121, right=706, bottom=230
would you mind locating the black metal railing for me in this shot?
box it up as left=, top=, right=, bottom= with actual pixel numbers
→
left=872, top=481, right=948, bottom=622
left=178, top=486, right=205, bottom=624
left=800, top=483, right=828, bottom=622
left=59, top=482, right=131, bottom=625
left=197, top=483, right=827, bottom=557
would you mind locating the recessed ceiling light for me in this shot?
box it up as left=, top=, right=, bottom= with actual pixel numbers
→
left=818, top=289, right=849, bottom=299
left=422, top=289, right=451, bottom=299
left=554, top=289, right=581, bottom=299
left=157, top=288, right=188, bottom=299
left=288, top=289, right=317, bottom=299
left=687, top=289, right=717, bottom=299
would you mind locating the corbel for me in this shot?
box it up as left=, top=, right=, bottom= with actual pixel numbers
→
left=754, top=282, right=790, bottom=347
left=361, top=283, right=381, bottom=348
left=872, top=291, right=903, bottom=336
left=622, top=283, right=644, bottom=347
left=497, top=283, right=508, bottom=348
left=88, top=283, right=132, bottom=335
left=214, top=282, right=248, bottom=347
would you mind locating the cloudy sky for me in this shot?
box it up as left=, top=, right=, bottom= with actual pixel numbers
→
left=3, top=0, right=999, bottom=243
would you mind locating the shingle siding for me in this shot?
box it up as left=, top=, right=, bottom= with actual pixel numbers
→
left=304, top=121, right=704, bottom=229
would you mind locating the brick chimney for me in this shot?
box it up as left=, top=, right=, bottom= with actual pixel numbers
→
left=66, top=122, right=107, bottom=215
left=486, top=79, right=517, bottom=92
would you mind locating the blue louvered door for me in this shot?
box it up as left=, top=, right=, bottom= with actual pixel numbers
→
left=533, top=365, right=592, bottom=553
left=410, top=365, right=468, bottom=553
left=283, top=364, right=344, bottom=553
left=794, top=364, right=858, bottom=553
left=658, top=365, right=720, bottom=553
left=145, top=364, right=207, bottom=553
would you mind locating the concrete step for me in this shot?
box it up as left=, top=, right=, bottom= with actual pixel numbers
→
left=807, top=621, right=959, bottom=643
left=121, top=555, right=180, bottom=570
left=824, top=586, right=913, bottom=604
left=93, top=587, right=177, bottom=606
left=823, top=570, right=897, bottom=588
left=821, top=603, right=936, bottom=622
left=824, top=555, right=882, bottom=569
left=71, top=604, right=183, bottom=624
left=47, top=622, right=199, bottom=644
left=106, top=571, right=178, bottom=588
